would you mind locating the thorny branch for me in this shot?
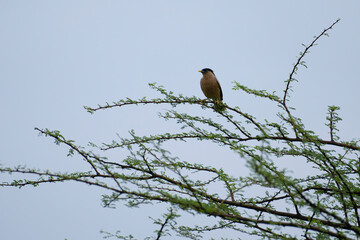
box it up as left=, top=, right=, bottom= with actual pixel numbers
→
left=283, top=18, right=340, bottom=105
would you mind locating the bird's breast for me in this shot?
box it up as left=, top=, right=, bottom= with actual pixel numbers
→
left=200, top=77, right=221, bottom=100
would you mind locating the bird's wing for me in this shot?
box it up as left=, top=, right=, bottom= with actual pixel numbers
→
left=216, top=78, right=223, bottom=101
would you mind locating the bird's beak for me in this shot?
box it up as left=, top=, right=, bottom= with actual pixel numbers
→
left=198, top=70, right=202, bottom=73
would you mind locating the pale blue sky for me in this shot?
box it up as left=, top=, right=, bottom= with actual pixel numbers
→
left=1, top=1, right=359, bottom=239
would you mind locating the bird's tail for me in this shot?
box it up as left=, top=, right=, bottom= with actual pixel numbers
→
left=214, top=101, right=226, bottom=111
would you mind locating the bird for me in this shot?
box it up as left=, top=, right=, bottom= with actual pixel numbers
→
left=198, top=68, right=223, bottom=106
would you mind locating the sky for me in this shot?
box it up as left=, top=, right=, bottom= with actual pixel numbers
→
left=1, top=1, right=360, bottom=239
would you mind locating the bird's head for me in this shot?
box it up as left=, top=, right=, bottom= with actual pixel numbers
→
left=198, top=68, right=214, bottom=75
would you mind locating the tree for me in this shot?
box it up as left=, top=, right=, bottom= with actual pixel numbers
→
left=1, top=19, right=359, bottom=239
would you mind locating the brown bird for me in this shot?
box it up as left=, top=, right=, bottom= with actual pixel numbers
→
left=198, top=68, right=223, bottom=104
